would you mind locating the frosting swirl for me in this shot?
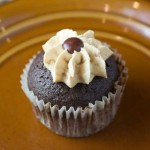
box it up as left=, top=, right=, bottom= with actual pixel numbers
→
left=43, top=29, right=113, bottom=88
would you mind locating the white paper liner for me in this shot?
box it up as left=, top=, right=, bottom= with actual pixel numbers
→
left=20, top=51, right=128, bottom=137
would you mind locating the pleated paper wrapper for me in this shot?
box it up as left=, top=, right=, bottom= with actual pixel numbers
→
left=20, top=51, right=128, bottom=137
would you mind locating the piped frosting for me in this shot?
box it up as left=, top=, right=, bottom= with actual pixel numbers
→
left=43, top=29, right=113, bottom=88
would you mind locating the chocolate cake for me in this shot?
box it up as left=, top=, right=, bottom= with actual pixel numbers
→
left=21, top=29, right=128, bottom=137
left=28, top=51, right=119, bottom=109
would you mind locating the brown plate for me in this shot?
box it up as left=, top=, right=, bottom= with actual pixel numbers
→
left=0, top=0, right=150, bottom=149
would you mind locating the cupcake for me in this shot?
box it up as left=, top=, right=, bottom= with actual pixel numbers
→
left=20, top=29, right=128, bottom=137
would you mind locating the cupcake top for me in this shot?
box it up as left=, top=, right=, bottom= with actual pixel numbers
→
left=43, top=29, right=113, bottom=88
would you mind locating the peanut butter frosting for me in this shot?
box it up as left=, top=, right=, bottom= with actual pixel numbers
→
left=43, top=29, right=113, bottom=88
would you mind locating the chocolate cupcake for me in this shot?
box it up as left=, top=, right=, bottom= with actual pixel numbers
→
left=21, top=29, right=128, bottom=137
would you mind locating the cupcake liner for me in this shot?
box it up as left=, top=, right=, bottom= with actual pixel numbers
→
left=20, top=51, right=128, bottom=137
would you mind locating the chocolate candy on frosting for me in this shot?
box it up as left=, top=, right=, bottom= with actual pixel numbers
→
left=62, top=37, right=84, bottom=54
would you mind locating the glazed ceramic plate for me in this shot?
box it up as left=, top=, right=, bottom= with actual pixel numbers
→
left=0, top=0, right=150, bottom=149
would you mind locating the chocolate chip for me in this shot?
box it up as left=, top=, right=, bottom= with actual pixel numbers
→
left=62, top=37, right=84, bottom=54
